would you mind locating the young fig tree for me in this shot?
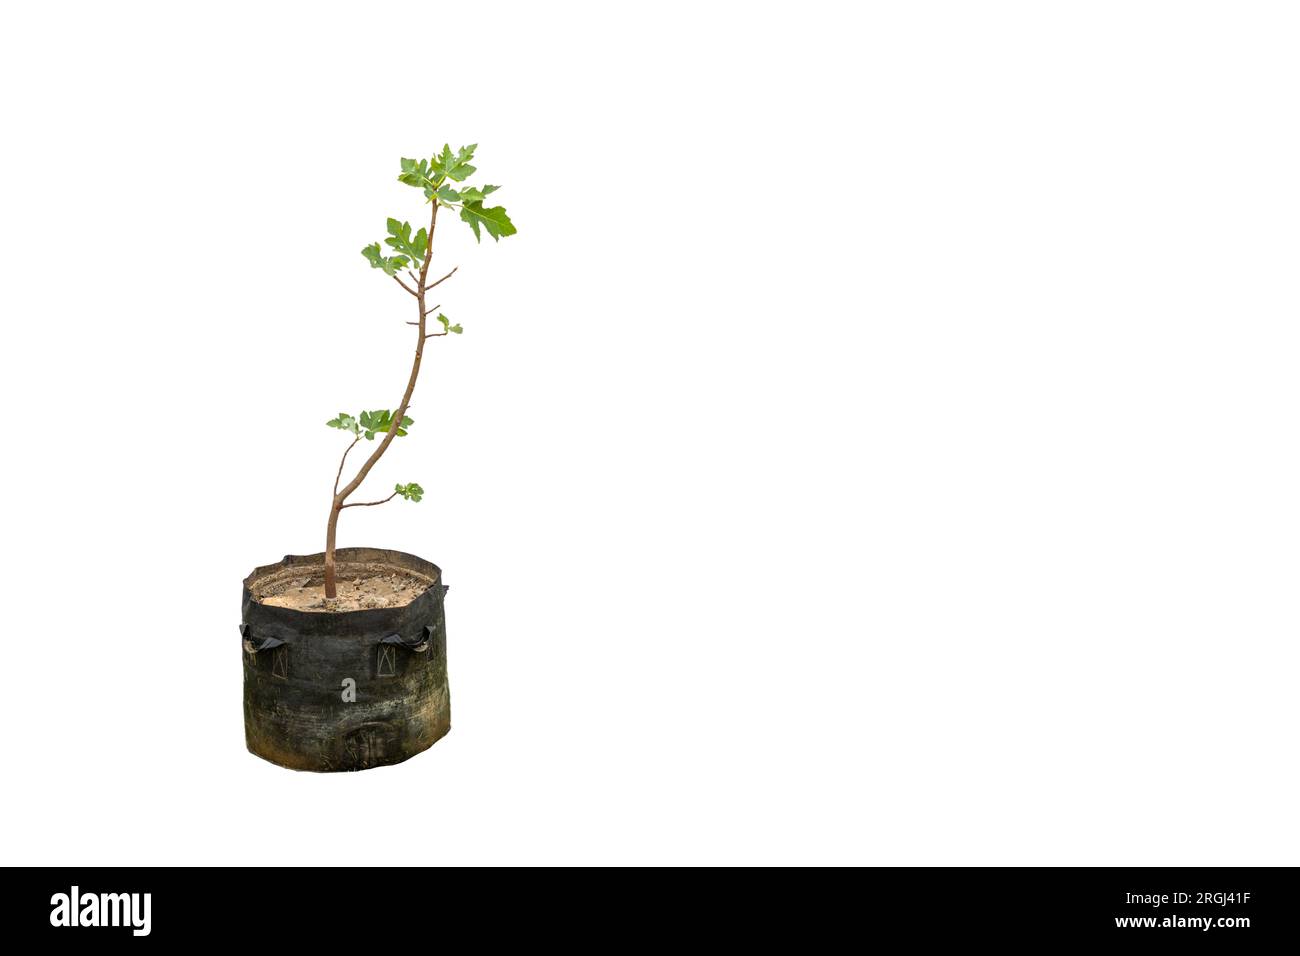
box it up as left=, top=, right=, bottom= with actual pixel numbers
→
left=323, top=144, right=516, bottom=599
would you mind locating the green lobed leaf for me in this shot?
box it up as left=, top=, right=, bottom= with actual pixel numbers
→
left=359, top=408, right=380, bottom=440
left=327, top=412, right=360, bottom=436
left=378, top=412, right=413, bottom=437
left=460, top=200, right=516, bottom=242
left=383, top=219, right=428, bottom=266
left=457, top=185, right=499, bottom=204
left=362, top=242, right=410, bottom=276
left=397, top=157, right=435, bottom=192
left=431, top=143, right=477, bottom=182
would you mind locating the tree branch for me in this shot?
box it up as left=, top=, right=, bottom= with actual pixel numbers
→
left=408, top=305, right=440, bottom=324
left=341, top=491, right=398, bottom=509
left=392, top=275, right=418, bottom=297
left=333, top=437, right=360, bottom=496
left=426, top=266, right=458, bottom=290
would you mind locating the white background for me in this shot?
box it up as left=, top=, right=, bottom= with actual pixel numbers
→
left=1, top=1, right=1297, bottom=866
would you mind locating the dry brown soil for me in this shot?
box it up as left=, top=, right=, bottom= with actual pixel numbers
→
left=251, top=561, right=435, bottom=612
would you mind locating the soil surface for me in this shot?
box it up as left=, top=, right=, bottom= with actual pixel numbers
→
left=251, top=561, right=436, bottom=612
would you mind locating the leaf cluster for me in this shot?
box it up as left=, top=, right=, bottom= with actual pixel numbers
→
left=394, top=482, right=424, bottom=502
left=394, top=144, right=517, bottom=243
left=326, top=409, right=414, bottom=439
left=398, top=145, right=477, bottom=197
left=433, top=313, right=463, bottom=335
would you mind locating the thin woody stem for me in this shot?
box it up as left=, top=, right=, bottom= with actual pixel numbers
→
left=426, top=266, right=457, bottom=290
left=407, top=303, right=441, bottom=325
left=334, top=437, right=360, bottom=496
left=325, top=188, right=449, bottom=598
left=341, top=492, right=398, bottom=509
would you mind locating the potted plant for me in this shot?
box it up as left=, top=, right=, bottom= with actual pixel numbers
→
left=240, top=145, right=516, bottom=771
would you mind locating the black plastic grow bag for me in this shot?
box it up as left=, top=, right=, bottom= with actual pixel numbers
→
left=241, top=547, right=451, bottom=771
